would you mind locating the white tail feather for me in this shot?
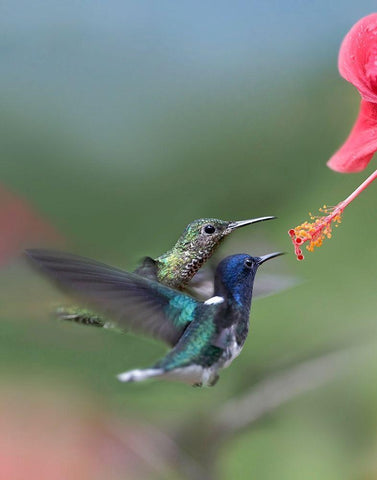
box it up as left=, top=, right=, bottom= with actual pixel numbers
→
left=117, top=368, right=164, bottom=383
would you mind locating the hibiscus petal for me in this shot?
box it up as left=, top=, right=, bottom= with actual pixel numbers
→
left=338, top=13, right=377, bottom=103
left=327, top=99, right=377, bottom=172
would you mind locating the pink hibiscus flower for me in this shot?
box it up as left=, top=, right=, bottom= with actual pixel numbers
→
left=289, top=14, right=377, bottom=260
left=328, top=13, right=377, bottom=172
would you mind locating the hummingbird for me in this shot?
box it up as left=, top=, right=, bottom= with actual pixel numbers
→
left=54, top=216, right=275, bottom=327
left=25, top=249, right=283, bottom=387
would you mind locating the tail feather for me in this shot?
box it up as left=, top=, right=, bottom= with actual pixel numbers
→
left=117, top=368, right=165, bottom=383
left=117, top=365, right=209, bottom=385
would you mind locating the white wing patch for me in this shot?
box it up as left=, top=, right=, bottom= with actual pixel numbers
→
left=204, top=296, right=224, bottom=305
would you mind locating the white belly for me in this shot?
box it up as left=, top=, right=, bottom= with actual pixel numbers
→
left=221, top=340, right=243, bottom=368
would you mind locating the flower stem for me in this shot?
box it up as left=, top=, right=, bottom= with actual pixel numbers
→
left=338, top=168, right=377, bottom=209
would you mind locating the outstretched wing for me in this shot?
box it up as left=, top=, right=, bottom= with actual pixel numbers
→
left=133, top=256, right=158, bottom=281
left=185, top=266, right=215, bottom=300
left=25, top=249, right=198, bottom=346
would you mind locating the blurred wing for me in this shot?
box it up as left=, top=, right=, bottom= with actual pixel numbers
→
left=133, top=256, right=158, bottom=281
left=25, top=249, right=198, bottom=346
left=185, top=266, right=215, bottom=300
left=253, top=273, right=300, bottom=299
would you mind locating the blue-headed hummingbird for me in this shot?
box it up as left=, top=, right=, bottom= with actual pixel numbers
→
left=26, top=250, right=282, bottom=387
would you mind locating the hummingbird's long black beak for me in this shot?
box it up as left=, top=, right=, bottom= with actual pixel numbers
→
left=228, top=216, right=276, bottom=230
left=257, top=252, right=285, bottom=265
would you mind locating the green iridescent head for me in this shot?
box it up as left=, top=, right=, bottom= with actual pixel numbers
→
left=156, top=216, right=276, bottom=288
left=176, top=216, right=276, bottom=252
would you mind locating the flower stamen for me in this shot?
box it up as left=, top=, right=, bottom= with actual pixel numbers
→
left=288, top=204, right=344, bottom=260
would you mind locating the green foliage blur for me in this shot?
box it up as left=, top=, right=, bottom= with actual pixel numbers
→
left=1, top=4, right=377, bottom=479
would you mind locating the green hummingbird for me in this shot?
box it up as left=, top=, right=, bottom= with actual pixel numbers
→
left=25, top=250, right=283, bottom=386
left=55, top=216, right=275, bottom=327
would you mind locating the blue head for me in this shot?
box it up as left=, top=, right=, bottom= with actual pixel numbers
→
left=214, top=253, right=283, bottom=307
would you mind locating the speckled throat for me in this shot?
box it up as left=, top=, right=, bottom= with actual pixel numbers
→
left=155, top=241, right=223, bottom=289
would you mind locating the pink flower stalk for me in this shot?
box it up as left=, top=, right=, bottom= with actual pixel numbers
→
left=328, top=13, right=377, bottom=172
left=289, top=168, right=377, bottom=260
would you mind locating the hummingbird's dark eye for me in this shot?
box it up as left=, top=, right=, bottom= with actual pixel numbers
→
left=203, top=224, right=216, bottom=235
left=244, top=258, right=253, bottom=268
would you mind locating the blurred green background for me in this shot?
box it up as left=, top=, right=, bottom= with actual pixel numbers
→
left=1, top=1, right=377, bottom=479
